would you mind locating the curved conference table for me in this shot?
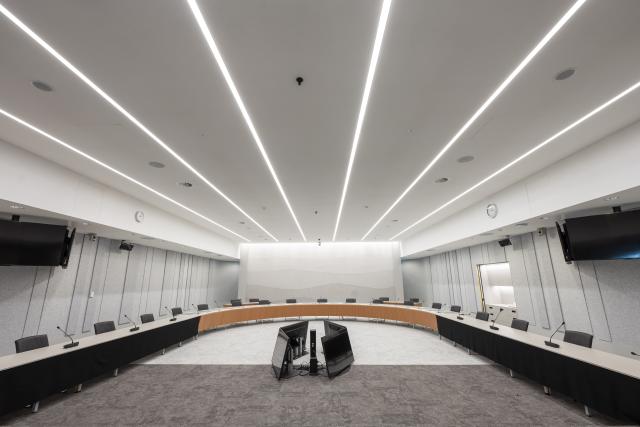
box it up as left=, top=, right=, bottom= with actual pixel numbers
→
left=198, top=303, right=438, bottom=332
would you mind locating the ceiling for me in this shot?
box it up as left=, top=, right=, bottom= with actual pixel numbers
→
left=1, top=0, right=639, bottom=245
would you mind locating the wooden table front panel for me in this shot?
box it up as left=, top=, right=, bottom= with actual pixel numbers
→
left=198, top=304, right=437, bottom=333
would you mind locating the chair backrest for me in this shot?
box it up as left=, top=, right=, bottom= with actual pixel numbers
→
left=475, top=312, right=490, bottom=321
left=403, top=300, right=414, bottom=306
left=94, top=321, right=116, bottom=335
left=410, top=298, right=420, bottom=303
left=231, top=299, right=242, bottom=307
left=450, top=305, right=462, bottom=313
left=259, top=299, right=271, bottom=305
left=346, top=298, right=356, bottom=303
left=431, top=302, right=442, bottom=309
left=372, top=299, right=383, bottom=304
left=197, top=304, right=209, bottom=311
left=140, top=313, right=155, bottom=324
left=317, top=298, right=328, bottom=303
left=249, top=298, right=259, bottom=303
left=15, top=334, right=49, bottom=353
left=379, top=297, right=390, bottom=302
left=286, top=298, right=297, bottom=304
left=171, top=307, right=183, bottom=316
left=564, top=330, right=593, bottom=348
left=510, top=318, right=529, bottom=332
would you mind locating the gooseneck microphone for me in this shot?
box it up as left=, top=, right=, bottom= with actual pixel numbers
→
left=165, top=306, right=177, bottom=321
left=124, top=314, right=139, bottom=332
left=544, top=321, right=565, bottom=348
left=192, top=304, right=199, bottom=313
left=490, top=308, right=504, bottom=330
left=57, top=326, right=79, bottom=349
left=631, top=351, right=639, bottom=357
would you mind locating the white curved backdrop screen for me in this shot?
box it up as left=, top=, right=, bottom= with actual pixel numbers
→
left=238, top=242, right=403, bottom=303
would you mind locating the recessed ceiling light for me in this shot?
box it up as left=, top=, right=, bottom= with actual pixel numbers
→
left=0, top=107, right=251, bottom=242
left=332, top=0, right=393, bottom=241
left=457, top=155, right=475, bottom=163
left=392, top=219, right=399, bottom=222
left=555, top=68, right=576, bottom=81
left=9, top=204, right=24, bottom=209
left=540, top=216, right=550, bottom=220
left=435, top=177, right=449, bottom=183
left=187, top=0, right=304, bottom=242
left=604, top=195, right=619, bottom=201
left=148, top=161, right=165, bottom=168
left=361, top=0, right=586, bottom=241
left=391, top=79, right=640, bottom=240
left=178, top=181, right=193, bottom=188
left=31, top=80, right=53, bottom=92
left=0, top=3, right=276, bottom=242
left=82, top=222, right=89, bottom=226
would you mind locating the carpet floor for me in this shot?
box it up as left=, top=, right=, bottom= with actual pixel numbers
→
left=0, top=364, right=624, bottom=426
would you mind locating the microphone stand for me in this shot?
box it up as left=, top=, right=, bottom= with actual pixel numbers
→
left=57, top=326, right=79, bottom=349
left=124, top=314, right=140, bottom=332
left=544, top=321, right=566, bottom=348
left=490, top=308, right=504, bottom=330
left=165, top=306, right=177, bottom=321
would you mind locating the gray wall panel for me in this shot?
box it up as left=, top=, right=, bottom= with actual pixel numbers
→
left=401, top=227, right=640, bottom=356
left=0, top=234, right=239, bottom=356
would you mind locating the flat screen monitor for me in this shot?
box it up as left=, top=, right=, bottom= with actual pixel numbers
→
left=321, top=329, right=354, bottom=378
left=0, top=220, right=75, bottom=267
left=324, top=320, right=346, bottom=338
left=271, top=329, right=290, bottom=380
left=558, top=210, right=640, bottom=261
left=281, top=321, right=308, bottom=359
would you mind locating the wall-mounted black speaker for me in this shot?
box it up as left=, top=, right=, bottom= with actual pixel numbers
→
left=119, top=241, right=134, bottom=251
left=498, top=238, right=512, bottom=247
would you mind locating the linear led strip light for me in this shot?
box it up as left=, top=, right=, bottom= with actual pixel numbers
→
left=0, top=3, right=277, bottom=242
left=332, top=0, right=393, bottom=241
left=0, top=107, right=250, bottom=242
left=187, top=0, right=306, bottom=242
left=361, top=0, right=588, bottom=241
left=391, top=79, right=640, bottom=240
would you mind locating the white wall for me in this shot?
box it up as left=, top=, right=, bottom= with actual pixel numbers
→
left=401, top=228, right=640, bottom=358
left=0, top=139, right=238, bottom=258
left=0, top=233, right=239, bottom=357
left=402, top=119, right=640, bottom=257
left=238, top=242, right=403, bottom=303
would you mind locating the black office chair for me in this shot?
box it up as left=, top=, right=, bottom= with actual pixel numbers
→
left=286, top=298, right=297, bottom=304
left=432, top=302, right=442, bottom=309
left=94, top=321, right=120, bottom=376
left=259, top=299, right=271, bottom=305
left=249, top=298, right=259, bottom=303
left=197, top=304, right=209, bottom=311
left=403, top=300, right=414, bottom=306
left=450, top=305, right=462, bottom=313
left=94, top=321, right=116, bottom=335
left=372, top=299, right=383, bottom=304
left=379, top=297, right=390, bottom=302
left=15, top=334, right=49, bottom=354
left=346, top=298, right=356, bottom=303
left=140, top=313, right=155, bottom=324
left=171, top=307, right=183, bottom=316
left=564, top=330, right=593, bottom=348
left=15, top=335, right=50, bottom=412
left=230, top=299, right=242, bottom=307
left=475, top=312, right=490, bottom=321
left=410, top=298, right=420, bottom=303
left=511, top=318, right=529, bottom=332
left=317, top=298, right=328, bottom=303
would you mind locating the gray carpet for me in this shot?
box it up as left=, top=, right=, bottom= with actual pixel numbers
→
left=0, top=364, right=624, bottom=426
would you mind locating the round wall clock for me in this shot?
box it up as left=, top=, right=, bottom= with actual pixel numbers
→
left=486, top=203, right=498, bottom=219
left=134, top=210, right=145, bottom=223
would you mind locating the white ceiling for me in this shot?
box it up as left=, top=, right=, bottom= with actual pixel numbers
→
left=1, top=0, right=639, bottom=245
